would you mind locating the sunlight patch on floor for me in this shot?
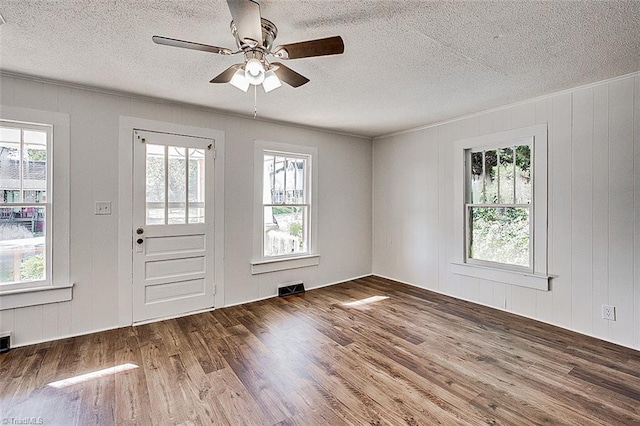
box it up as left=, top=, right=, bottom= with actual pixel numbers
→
left=48, top=363, right=138, bottom=388
left=342, top=295, right=389, bottom=307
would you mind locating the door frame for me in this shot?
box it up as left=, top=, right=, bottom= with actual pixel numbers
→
left=118, top=116, right=225, bottom=326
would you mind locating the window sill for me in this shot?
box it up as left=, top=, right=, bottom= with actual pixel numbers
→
left=451, top=262, right=550, bottom=291
left=251, top=254, right=320, bottom=275
left=0, top=283, right=74, bottom=310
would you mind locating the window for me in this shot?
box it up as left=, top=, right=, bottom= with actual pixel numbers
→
left=262, top=152, right=309, bottom=257
left=0, top=107, right=71, bottom=310
left=466, top=142, right=532, bottom=270
left=252, top=141, right=318, bottom=274
left=0, top=122, right=51, bottom=287
left=145, top=144, right=206, bottom=225
left=452, top=124, right=549, bottom=291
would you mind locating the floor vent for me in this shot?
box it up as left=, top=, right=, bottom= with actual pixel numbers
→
left=278, top=282, right=305, bottom=297
left=0, top=332, right=11, bottom=353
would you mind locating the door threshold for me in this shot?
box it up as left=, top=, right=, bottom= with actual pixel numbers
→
left=133, top=306, right=216, bottom=326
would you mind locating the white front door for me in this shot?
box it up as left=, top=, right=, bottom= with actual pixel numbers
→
left=132, top=129, right=215, bottom=322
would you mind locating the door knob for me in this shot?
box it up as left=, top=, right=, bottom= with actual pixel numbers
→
left=136, top=228, right=144, bottom=235
left=136, top=238, right=144, bottom=244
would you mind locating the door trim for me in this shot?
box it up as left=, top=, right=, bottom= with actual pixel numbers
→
left=118, top=116, right=225, bottom=326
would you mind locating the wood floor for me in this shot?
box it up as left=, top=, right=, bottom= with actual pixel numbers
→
left=1, top=276, right=640, bottom=425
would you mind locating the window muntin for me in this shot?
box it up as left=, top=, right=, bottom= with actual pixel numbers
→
left=145, top=144, right=206, bottom=225
left=0, top=122, right=51, bottom=286
left=465, top=141, right=532, bottom=270
left=262, top=152, right=310, bottom=258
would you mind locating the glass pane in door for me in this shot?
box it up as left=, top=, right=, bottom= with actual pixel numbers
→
left=146, top=144, right=165, bottom=225
left=168, top=146, right=187, bottom=224
left=188, top=148, right=205, bottom=224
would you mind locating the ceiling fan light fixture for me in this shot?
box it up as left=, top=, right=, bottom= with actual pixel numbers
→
left=229, top=68, right=250, bottom=92
left=245, top=58, right=265, bottom=85
left=262, top=70, right=282, bottom=93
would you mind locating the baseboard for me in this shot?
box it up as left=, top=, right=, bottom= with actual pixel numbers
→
left=306, top=274, right=372, bottom=291
left=12, top=325, right=123, bottom=349
left=222, top=274, right=372, bottom=309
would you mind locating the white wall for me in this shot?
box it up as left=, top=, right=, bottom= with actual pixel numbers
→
left=0, top=75, right=372, bottom=346
left=3, top=71, right=638, bottom=351
left=373, top=73, right=640, bottom=351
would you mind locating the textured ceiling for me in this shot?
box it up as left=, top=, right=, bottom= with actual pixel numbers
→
left=0, top=1, right=639, bottom=138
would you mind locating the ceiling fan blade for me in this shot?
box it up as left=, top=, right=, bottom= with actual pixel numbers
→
left=273, top=36, right=344, bottom=60
left=153, top=36, right=233, bottom=55
left=210, top=64, right=243, bottom=83
left=271, top=63, right=310, bottom=88
left=227, top=0, right=263, bottom=46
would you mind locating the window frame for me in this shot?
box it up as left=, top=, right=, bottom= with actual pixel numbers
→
left=0, top=106, right=72, bottom=310
left=0, top=120, right=53, bottom=290
left=451, top=124, right=550, bottom=291
left=261, top=151, right=311, bottom=258
left=251, top=141, right=319, bottom=275
left=464, top=137, right=534, bottom=273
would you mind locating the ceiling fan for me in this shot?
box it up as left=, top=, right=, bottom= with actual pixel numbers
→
left=153, top=0, right=344, bottom=93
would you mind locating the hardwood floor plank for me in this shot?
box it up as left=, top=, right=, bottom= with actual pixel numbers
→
left=315, top=340, right=474, bottom=425
left=296, top=361, right=388, bottom=425
left=208, top=367, right=270, bottom=425
left=139, top=338, right=189, bottom=424
left=115, top=335, right=152, bottom=425
left=524, top=363, right=640, bottom=424
left=278, top=386, right=348, bottom=425
left=76, top=333, right=116, bottom=426
left=569, top=366, right=640, bottom=402
left=2, top=276, right=640, bottom=425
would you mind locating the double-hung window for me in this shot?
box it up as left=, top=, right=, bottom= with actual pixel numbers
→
left=452, top=124, right=549, bottom=290
left=0, top=107, right=71, bottom=310
left=251, top=141, right=318, bottom=274
left=466, top=142, right=532, bottom=270
left=262, top=151, right=310, bottom=257
left=0, top=121, right=51, bottom=287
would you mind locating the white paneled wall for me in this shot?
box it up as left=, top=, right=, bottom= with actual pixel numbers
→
left=2, top=70, right=637, bottom=351
left=0, top=75, right=372, bottom=347
left=373, top=73, right=640, bottom=350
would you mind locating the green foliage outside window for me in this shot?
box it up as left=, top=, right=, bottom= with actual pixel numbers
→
left=20, top=253, right=44, bottom=281
left=468, top=143, right=532, bottom=268
left=469, top=207, right=529, bottom=267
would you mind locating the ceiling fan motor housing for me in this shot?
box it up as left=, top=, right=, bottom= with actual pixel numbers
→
left=230, top=18, right=278, bottom=51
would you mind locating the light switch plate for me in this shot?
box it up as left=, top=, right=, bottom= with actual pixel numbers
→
left=95, top=201, right=112, bottom=215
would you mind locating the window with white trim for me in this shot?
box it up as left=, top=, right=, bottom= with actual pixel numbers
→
left=262, top=151, right=310, bottom=257
left=251, top=141, right=318, bottom=274
left=452, top=124, right=549, bottom=291
left=466, top=141, right=532, bottom=270
left=0, top=107, right=71, bottom=310
left=0, top=121, right=51, bottom=288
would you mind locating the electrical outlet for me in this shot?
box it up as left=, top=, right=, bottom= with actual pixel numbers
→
left=602, top=304, right=616, bottom=321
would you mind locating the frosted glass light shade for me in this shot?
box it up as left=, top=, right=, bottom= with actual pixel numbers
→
left=230, top=69, right=249, bottom=92
left=245, top=58, right=265, bottom=85
left=262, top=70, right=282, bottom=93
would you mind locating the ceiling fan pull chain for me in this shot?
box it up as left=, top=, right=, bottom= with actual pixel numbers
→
left=254, top=85, right=258, bottom=119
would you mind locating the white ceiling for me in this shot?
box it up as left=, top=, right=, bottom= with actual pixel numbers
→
left=0, top=1, right=639, bottom=138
